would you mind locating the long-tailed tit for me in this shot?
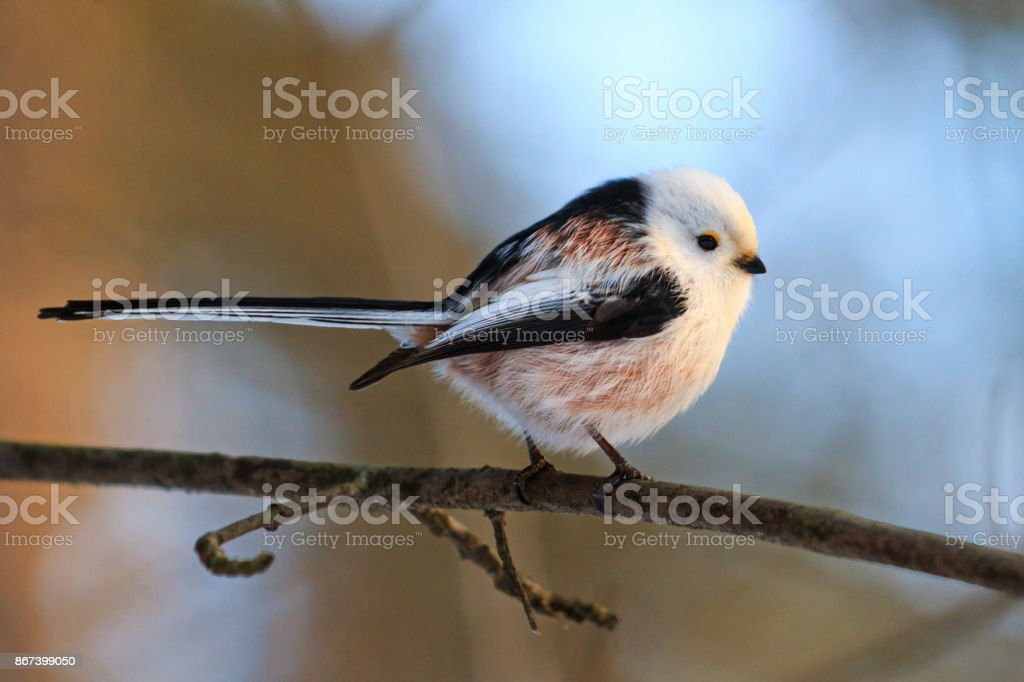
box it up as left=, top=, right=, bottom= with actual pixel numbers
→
left=41, top=166, right=765, bottom=505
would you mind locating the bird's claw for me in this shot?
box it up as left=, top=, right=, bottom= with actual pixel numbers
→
left=513, top=459, right=557, bottom=505
left=592, top=466, right=653, bottom=514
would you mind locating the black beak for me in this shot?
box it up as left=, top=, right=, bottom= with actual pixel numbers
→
left=736, top=254, right=766, bottom=274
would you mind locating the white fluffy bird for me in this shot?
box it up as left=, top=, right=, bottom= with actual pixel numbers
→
left=41, top=167, right=765, bottom=503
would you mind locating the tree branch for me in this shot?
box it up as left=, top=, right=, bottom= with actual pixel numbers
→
left=2, top=440, right=1023, bottom=601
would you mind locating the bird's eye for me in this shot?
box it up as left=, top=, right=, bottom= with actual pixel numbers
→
left=697, top=232, right=719, bottom=251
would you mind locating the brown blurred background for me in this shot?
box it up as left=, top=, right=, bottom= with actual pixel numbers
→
left=1, top=1, right=1022, bottom=680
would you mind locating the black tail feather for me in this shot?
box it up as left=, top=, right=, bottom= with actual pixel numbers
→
left=349, top=345, right=421, bottom=390
left=39, top=296, right=436, bottom=322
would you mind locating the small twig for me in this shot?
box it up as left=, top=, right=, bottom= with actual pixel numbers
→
left=194, top=508, right=280, bottom=577
left=413, top=506, right=618, bottom=630
left=195, top=475, right=368, bottom=577
left=486, top=509, right=538, bottom=632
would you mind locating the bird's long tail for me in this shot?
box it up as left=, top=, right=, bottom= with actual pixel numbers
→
left=38, top=296, right=446, bottom=329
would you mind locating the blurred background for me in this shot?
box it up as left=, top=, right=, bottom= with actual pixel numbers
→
left=1, top=0, right=1023, bottom=679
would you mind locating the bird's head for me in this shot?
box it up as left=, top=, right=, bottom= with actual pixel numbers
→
left=642, top=166, right=764, bottom=286
left=638, top=165, right=764, bottom=324
left=643, top=165, right=765, bottom=309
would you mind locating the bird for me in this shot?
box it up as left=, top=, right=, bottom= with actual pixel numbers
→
left=39, top=166, right=765, bottom=507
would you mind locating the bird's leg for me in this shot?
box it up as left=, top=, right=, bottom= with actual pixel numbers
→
left=585, top=424, right=652, bottom=512
left=513, top=434, right=556, bottom=505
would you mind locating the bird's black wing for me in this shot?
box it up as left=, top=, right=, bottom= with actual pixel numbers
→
left=350, top=268, right=684, bottom=389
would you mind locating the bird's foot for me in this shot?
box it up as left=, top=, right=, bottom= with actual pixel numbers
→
left=513, top=458, right=557, bottom=505
left=592, top=464, right=652, bottom=515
